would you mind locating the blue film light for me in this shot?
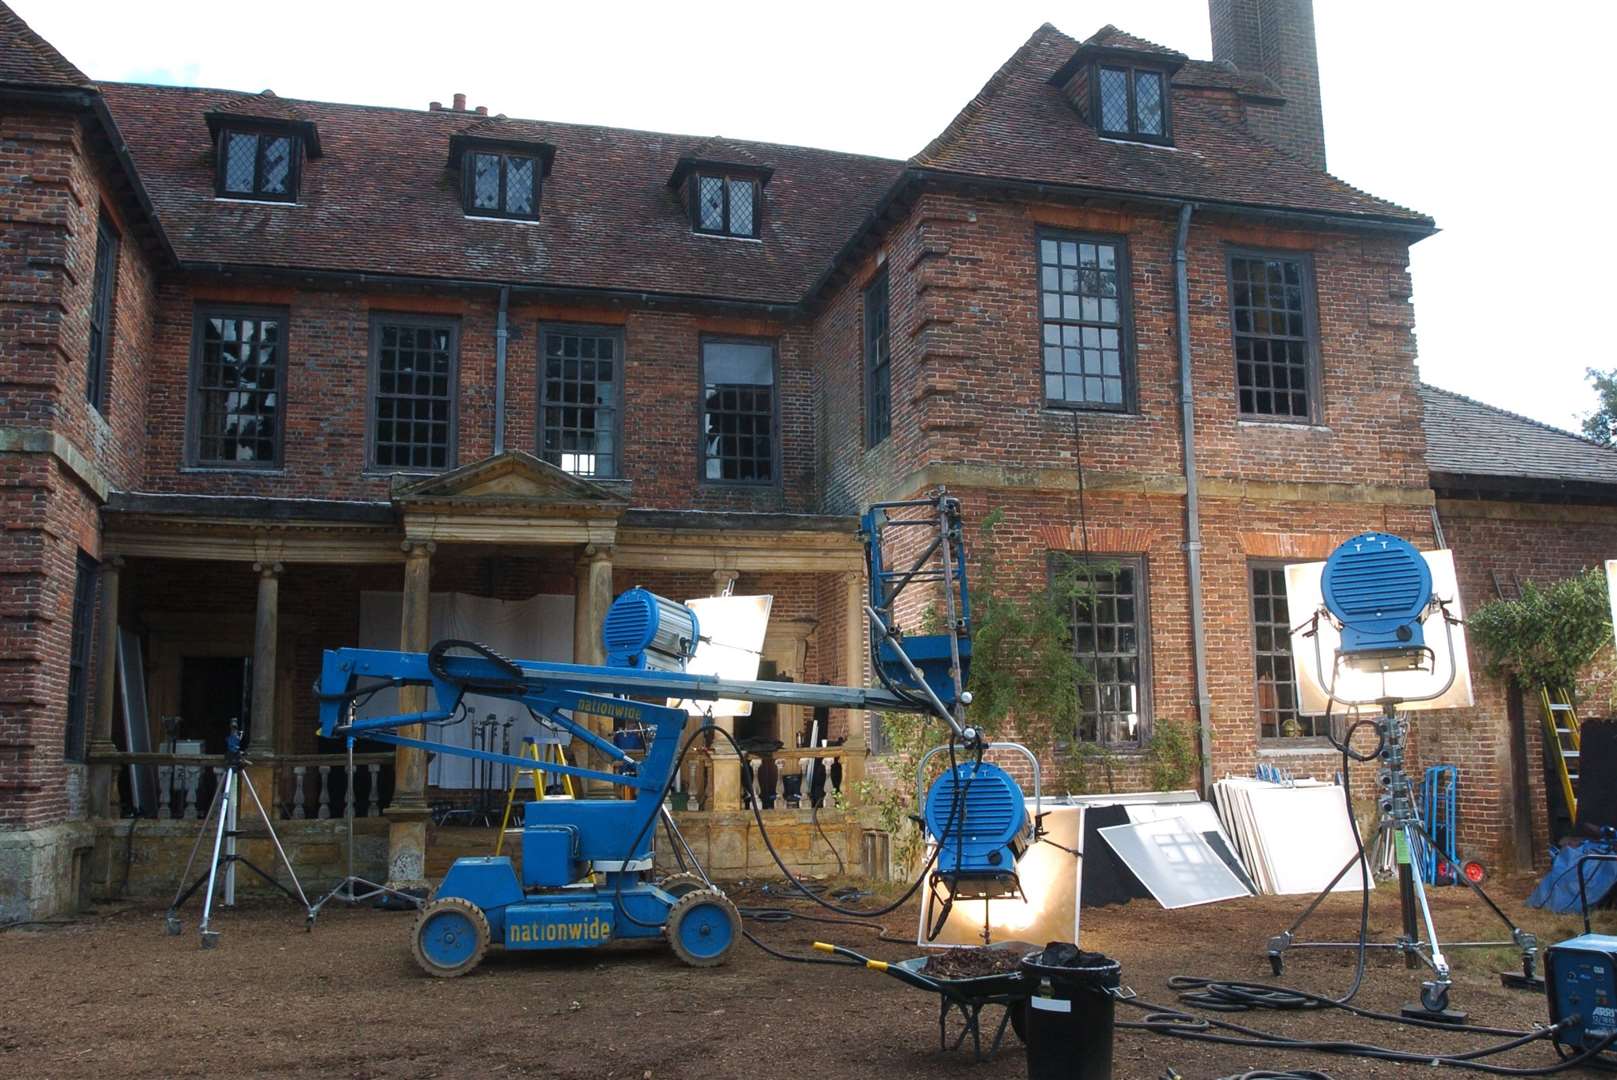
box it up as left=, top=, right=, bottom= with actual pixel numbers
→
left=601, top=588, right=700, bottom=671
left=1321, top=532, right=1433, bottom=668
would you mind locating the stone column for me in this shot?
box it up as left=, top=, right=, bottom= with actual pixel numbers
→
left=88, top=557, right=123, bottom=819
left=249, top=562, right=282, bottom=755
left=572, top=545, right=613, bottom=795
left=386, top=540, right=434, bottom=892
left=841, top=571, right=868, bottom=802
left=241, top=561, right=283, bottom=825
left=707, top=568, right=743, bottom=809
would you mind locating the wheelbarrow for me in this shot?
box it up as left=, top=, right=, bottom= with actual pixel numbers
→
left=814, top=939, right=1034, bottom=1060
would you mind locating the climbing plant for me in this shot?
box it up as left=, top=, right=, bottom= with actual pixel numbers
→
left=1144, top=716, right=1198, bottom=792
left=1468, top=568, right=1612, bottom=692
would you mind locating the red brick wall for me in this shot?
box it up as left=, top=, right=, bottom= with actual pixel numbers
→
left=0, top=104, right=158, bottom=827
left=140, top=286, right=819, bottom=512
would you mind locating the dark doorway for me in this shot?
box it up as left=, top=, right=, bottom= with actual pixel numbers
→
left=734, top=660, right=780, bottom=747
left=177, top=656, right=250, bottom=753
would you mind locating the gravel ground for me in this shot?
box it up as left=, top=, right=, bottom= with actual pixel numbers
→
left=0, top=873, right=1611, bottom=1079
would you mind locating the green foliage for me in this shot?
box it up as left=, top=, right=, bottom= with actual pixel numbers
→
left=1468, top=568, right=1612, bottom=692
left=963, top=509, right=1090, bottom=759
left=1582, top=367, right=1617, bottom=446
left=856, top=710, right=935, bottom=874
left=1144, top=717, right=1197, bottom=791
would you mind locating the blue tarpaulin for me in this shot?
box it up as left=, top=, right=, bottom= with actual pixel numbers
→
left=1528, top=838, right=1617, bottom=914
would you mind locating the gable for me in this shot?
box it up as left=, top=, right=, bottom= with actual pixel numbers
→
left=391, top=451, right=628, bottom=509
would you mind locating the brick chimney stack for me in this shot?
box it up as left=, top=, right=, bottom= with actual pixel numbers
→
left=1209, top=0, right=1327, bottom=170
left=452, top=92, right=467, bottom=111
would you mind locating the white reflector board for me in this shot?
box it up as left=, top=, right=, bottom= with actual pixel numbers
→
left=1285, top=548, right=1473, bottom=712
left=1214, top=778, right=1374, bottom=897
left=918, top=803, right=1082, bottom=947
left=668, top=594, right=772, bottom=718
left=1097, top=818, right=1252, bottom=909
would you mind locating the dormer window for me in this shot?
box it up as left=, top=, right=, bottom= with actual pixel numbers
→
left=668, top=145, right=772, bottom=241
left=1047, top=27, right=1185, bottom=147
left=1097, top=65, right=1167, bottom=140
left=217, top=128, right=298, bottom=200
left=205, top=95, right=320, bottom=203
left=448, top=129, right=556, bottom=223
left=693, top=174, right=757, bottom=238
left=466, top=150, right=538, bottom=219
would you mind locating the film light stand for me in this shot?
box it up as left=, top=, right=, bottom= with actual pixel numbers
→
left=1265, top=606, right=1541, bottom=1021
left=309, top=734, right=424, bottom=918
left=164, top=723, right=313, bottom=948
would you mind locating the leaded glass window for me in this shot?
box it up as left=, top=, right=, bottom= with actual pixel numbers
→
left=370, top=318, right=457, bottom=471
left=464, top=150, right=540, bottom=219
left=864, top=270, right=891, bottom=446
left=692, top=174, right=760, bottom=238
left=1056, top=554, right=1149, bottom=748
left=702, top=339, right=775, bottom=483
left=1230, top=254, right=1316, bottom=420
left=1094, top=64, right=1171, bottom=141
left=540, top=325, right=622, bottom=478
left=190, top=310, right=285, bottom=467
left=86, top=212, right=118, bottom=411
left=1252, top=561, right=1324, bottom=739
left=217, top=129, right=298, bottom=201
left=1040, top=233, right=1129, bottom=410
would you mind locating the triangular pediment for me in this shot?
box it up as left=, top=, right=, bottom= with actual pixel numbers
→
left=391, top=451, right=627, bottom=509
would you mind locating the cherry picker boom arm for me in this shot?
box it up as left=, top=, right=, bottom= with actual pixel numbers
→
left=316, top=638, right=930, bottom=793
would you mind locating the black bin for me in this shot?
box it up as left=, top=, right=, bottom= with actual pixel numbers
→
left=1018, top=942, right=1121, bottom=1080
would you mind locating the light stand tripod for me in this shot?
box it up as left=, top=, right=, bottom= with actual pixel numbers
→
left=164, top=725, right=313, bottom=948
left=309, top=736, right=423, bottom=918
left=1266, top=699, right=1540, bottom=1019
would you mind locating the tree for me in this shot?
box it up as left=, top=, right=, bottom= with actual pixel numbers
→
left=1581, top=367, right=1617, bottom=445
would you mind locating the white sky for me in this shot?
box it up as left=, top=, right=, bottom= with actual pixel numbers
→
left=20, top=0, right=1615, bottom=433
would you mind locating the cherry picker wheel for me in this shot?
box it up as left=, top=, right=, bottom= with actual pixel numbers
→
left=666, top=889, right=740, bottom=967
left=412, top=896, right=490, bottom=978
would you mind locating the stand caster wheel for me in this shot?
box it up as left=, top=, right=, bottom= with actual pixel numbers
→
left=165, top=913, right=181, bottom=936
left=1420, top=981, right=1449, bottom=1014
left=1269, top=953, right=1284, bottom=976
left=200, top=929, right=220, bottom=950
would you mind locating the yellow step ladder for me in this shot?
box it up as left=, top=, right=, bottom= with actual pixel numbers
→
left=1539, top=686, right=1583, bottom=824
left=494, top=737, right=576, bottom=856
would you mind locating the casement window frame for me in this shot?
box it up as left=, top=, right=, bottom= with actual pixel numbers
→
left=690, top=173, right=762, bottom=239
left=86, top=210, right=119, bottom=413
left=697, top=333, right=781, bottom=488
left=863, top=267, right=892, bottom=447
left=64, top=550, right=99, bottom=763
left=214, top=122, right=302, bottom=202
left=1226, top=247, right=1324, bottom=424
left=1051, top=551, right=1153, bottom=750
left=1092, top=62, right=1172, bottom=144
left=185, top=305, right=290, bottom=471
left=1248, top=557, right=1330, bottom=743
left=462, top=147, right=542, bottom=221
left=1035, top=229, right=1137, bottom=414
left=536, top=322, right=627, bottom=480
left=365, top=313, right=461, bottom=474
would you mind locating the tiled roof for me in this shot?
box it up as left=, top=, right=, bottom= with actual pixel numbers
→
left=99, top=82, right=904, bottom=305
left=0, top=3, right=90, bottom=89
left=88, top=19, right=1434, bottom=304
left=914, top=25, right=1432, bottom=229
left=207, top=89, right=311, bottom=124
left=1083, top=24, right=1188, bottom=60
left=1174, top=59, right=1283, bottom=100
left=1420, top=383, right=1617, bottom=487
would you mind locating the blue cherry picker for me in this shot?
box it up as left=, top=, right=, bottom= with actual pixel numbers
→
left=314, top=491, right=1040, bottom=976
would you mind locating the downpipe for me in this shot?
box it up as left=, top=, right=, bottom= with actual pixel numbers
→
left=494, top=285, right=510, bottom=455
left=1173, top=203, right=1215, bottom=794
